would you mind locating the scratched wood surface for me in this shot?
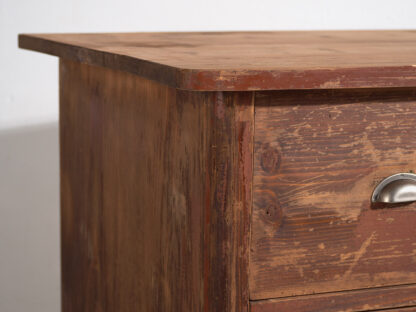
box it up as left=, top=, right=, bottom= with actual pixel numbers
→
left=381, top=308, right=416, bottom=312
left=250, top=283, right=416, bottom=312
left=370, top=308, right=416, bottom=312
left=250, top=88, right=416, bottom=300
left=18, top=31, right=416, bottom=91
left=60, top=59, right=253, bottom=311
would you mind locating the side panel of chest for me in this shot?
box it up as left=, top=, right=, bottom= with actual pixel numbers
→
left=59, top=59, right=254, bottom=312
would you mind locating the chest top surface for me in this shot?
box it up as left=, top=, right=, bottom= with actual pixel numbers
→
left=19, top=30, right=416, bottom=91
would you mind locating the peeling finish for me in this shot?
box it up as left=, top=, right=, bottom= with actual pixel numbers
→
left=319, top=78, right=342, bottom=89
left=251, top=88, right=416, bottom=300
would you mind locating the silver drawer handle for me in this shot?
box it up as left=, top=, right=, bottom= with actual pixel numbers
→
left=371, top=173, right=416, bottom=204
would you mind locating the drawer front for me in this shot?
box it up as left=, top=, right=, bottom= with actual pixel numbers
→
left=250, top=89, right=416, bottom=300
left=250, top=284, right=416, bottom=312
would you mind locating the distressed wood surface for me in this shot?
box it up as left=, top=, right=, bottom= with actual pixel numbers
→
left=60, top=59, right=253, bottom=311
left=250, top=88, right=416, bottom=300
left=379, top=307, right=416, bottom=312
left=18, top=31, right=416, bottom=91
left=250, top=283, right=416, bottom=312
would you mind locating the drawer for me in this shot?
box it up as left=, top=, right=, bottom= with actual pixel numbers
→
left=250, top=89, right=416, bottom=300
left=250, top=284, right=416, bottom=312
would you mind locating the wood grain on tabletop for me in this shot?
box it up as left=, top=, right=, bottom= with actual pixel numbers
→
left=59, top=59, right=253, bottom=311
left=250, top=88, right=416, bottom=300
left=250, top=283, right=416, bottom=312
left=19, top=30, right=416, bottom=91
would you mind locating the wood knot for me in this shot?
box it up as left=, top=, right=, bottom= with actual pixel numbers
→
left=260, top=146, right=281, bottom=174
left=263, top=202, right=284, bottom=229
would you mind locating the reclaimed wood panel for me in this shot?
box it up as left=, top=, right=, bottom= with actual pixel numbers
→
left=250, top=283, right=416, bottom=312
left=18, top=31, right=416, bottom=91
left=250, top=89, right=416, bottom=300
left=60, top=59, right=253, bottom=311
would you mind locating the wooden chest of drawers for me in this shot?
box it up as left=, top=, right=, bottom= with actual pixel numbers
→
left=20, top=31, right=416, bottom=311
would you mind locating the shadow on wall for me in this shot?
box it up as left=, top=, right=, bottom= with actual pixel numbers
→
left=0, top=122, right=60, bottom=312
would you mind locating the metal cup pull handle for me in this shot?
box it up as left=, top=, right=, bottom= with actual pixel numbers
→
left=371, top=173, right=416, bottom=204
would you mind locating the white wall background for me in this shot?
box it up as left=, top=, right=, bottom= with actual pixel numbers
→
left=2, top=0, right=416, bottom=310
